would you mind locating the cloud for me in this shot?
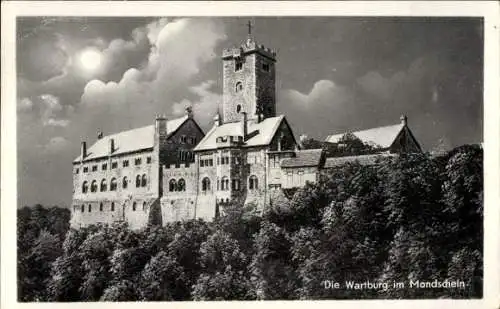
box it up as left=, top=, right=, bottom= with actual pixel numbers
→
left=78, top=18, right=226, bottom=135
left=172, top=80, right=221, bottom=128
left=17, top=97, right=33, bottom=112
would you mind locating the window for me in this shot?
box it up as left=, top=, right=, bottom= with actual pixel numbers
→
left=236, top=104, right=241, bottom=113
left=83, top=166, right=89, bottom=173
left=232, top=179, right=240, bottom=191
left=123, top=177, right=128, bottom=189
left=111, top=202, right=115, bottom=211
left=235, top=60, right=243, bottom=71
left=110, top=178, right=117, bottom=191
left=99, top=203, right=103, bottom=212
left=208, top=159, right=213, bottom=166
left=147, top=156, right=152, bottom=164
left=135, top=158, right=142, bottom=166
left=136, top=175, right=141, bottom=187
left=141, top=174, right=147, bottom=187
left=92, top=165, right=98, bottom=172
left=235, top=81, right=243, bottom=93
left=100, top=179, right=107, bottom=192
left=82, top=181, right=89, bottom=193
left=81, top=204, right=85, bottom=212
left=169, top=179, right=177, bottom=192
left=91, top=180, right=98, bottom=193
left=262, top=63, right=270, bottom=72
left=249, top=175, right=258, bottom=190
left=180, top=135, right=187, bottom=144
left=143, top=202, right=147, bottom=211
left=111, top=162, right=118, bottom=169
left=75, top=168, right=79, bottom=174
left=202, top=177, right=211, bottom=192
left=123, top=160, right=129, bottom=167
left=88, top=204, right=92, bottom=212
left=221, top=177, right=229, bottom=191
left=102, top=163, right=107, bottom=171
left=217, top=178, right=220, bottom=191
left=132, top=202, right=137, bottom=211
left=178, top=178, right=186, bottom=191
left=200, top=160, right=204, bottom=167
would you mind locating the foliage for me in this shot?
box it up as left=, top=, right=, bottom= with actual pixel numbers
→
left=18, top=145, right=483, bottom=301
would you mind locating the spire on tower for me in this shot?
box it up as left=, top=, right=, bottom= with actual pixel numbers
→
left=246, top=20, right=254, bottom=46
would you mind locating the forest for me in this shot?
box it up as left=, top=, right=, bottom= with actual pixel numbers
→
left=17, top=144, right=483, bottom=301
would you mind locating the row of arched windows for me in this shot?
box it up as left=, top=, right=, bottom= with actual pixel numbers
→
left=82, top=174, right=148, bottom=193
left=199, top=175, right=259, bottom=192
left=77, top=201, right=147, bottom=212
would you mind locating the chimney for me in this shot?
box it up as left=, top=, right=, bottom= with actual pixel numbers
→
left=400, top=114, right=408, bottom=126
left=185, top=106, right=193, bottom=119
left=97, top=130, right=103, bottom=139
left=155, top=114, right=167, bottom=134
left=241, top=111, right=248, bottom=140
left=213, top=114, right=220, bottom=127
left=81, top=141, right=87, bottom=159
left=109, top=138, right=115, bottom=154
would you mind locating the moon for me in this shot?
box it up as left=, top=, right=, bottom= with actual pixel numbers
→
left=79, top=48, right=102, bottom=73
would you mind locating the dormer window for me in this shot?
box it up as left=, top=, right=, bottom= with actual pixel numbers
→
left=235, top=60, right=243, bottom=71
left=235, top=82, right=243, bottom=93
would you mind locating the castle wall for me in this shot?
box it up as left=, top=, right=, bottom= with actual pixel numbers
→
left=71, top=148, right=160, bottom=229
left=160, top=162, right=198, bottom=223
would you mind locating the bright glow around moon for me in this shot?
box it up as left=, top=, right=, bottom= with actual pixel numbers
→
left=79, top=48, right=102, bottom=73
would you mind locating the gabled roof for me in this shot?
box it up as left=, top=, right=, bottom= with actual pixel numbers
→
left=325, top=123, right=405, bottom=149
left=281, top=149, right=323, bottom=168
left=74, top=115, right=189, bottom=162
left=323, top=153, right=397, bottom=168
left=194, top=115, right=285, bottom=151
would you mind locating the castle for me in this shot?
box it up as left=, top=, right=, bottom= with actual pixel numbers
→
left=70, top=30, right=421, bottom=229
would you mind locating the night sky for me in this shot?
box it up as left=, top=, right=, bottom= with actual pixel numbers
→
left=17, top=17, right=483, bottom=207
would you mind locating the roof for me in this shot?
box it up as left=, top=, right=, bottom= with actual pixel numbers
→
left=194, top=115, right=285, bottom=151
left=325, top=123, right=404, bottom=148
left=323, top=153, right=397, bottom=168
left=74, top=115, right=189, bottom=162
left=281, top=149, right=323, bottom=168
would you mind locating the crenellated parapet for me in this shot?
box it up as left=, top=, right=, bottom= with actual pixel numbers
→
left=222, top=40, right=277, bottom=61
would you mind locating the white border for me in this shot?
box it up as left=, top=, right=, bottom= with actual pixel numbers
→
left=1, top=2, right=499, bottom=309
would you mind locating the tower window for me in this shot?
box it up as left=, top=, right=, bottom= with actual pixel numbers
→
left=236, top=104, right=241, bottom=113
left=262, top=63, right=270, bottom=72
left=235, top=82, right=243, bottom=93
left=235, top=60, right=243, bottom=71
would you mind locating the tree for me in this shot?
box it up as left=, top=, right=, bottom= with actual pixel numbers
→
left=138, top=251, right=185, bottom=301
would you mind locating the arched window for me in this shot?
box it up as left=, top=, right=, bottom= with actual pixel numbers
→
left=110, top=178, right=117, bottom=191
left=122, top=177, right=128, bottom=189
left=88, top=204, right=92, bottom=212
left=236, top=104, right=242, bottom=113
left=132, top=202, right=137, bottom=211
left=221, top=176, right=229, bottom=191
left=143, top=201, right=147, bottom=211
left=91, top=180, right=97, bottom=193
left=141, top=174, right=147, bottom=187
left=99, top=203, right=103, bottom=211
left=82, top=181, right=88, bottom=193
left=169, top=179, right=177, bottom=192
left=100, top=179, right=107, bottom=192
left=136, top=175, right=141, bottom=188
left=177, top=178, right=186, bottom=191
left=111, top=202, right=115, bottom=211
left=81, top=204, right=85, bottom=212
left=235, top=81, right=243, bottom=93
left=202, top=177, right=211, bottom=192
left=249, top=175, right=258, bottom=190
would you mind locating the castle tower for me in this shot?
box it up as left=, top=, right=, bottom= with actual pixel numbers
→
left=221, top=22, right=277, bottom=124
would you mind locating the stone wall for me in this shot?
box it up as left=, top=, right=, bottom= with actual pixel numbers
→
left=160, top=162, right=198, bottom=223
